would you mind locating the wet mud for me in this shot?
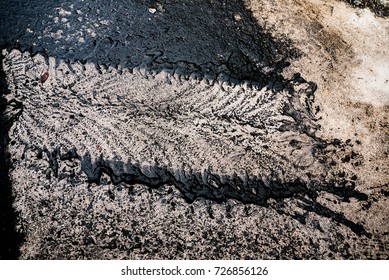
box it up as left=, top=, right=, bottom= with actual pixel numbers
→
left=0, top=0, right=388, bottom=259
left=0, top=0, right=298, bottom=87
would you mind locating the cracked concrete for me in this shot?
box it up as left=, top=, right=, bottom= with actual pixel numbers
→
left=0, top=0, right=388, bottom=259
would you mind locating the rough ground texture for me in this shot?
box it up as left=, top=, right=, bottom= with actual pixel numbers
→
left=0, top=0, right=388, bottom=259
left=346, top=0, right=389, bottom=16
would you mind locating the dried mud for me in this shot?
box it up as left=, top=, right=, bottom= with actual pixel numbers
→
left=0, top=0, right=388, bottom=259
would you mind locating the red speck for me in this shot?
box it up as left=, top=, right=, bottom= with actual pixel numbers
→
left=40, top=72, right=49, bottom=83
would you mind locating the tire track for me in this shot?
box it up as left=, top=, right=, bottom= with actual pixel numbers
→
left=3, top=49, right=370, bottom=237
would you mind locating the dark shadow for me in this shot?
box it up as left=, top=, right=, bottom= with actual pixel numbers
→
left=0, top=0, right=298, bottom=88
left=344, top=0, right=389, bottom=17
left=0, top=55, right=24, bottom=259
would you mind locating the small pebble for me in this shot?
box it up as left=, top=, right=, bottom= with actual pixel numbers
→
left=40, top=72, right=49, bottom=83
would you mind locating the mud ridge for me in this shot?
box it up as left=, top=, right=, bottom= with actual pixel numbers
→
left=44, top=146, right=371, bottom=237
left=2, top=49, right=371, bottom=239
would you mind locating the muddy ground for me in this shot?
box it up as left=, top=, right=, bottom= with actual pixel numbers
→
left=0, top=0, right=388, bottom=259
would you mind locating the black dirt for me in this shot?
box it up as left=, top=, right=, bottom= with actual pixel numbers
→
left=0, top=55, right=24, bottom=259
left=345, top=0, right=389, bottom=17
